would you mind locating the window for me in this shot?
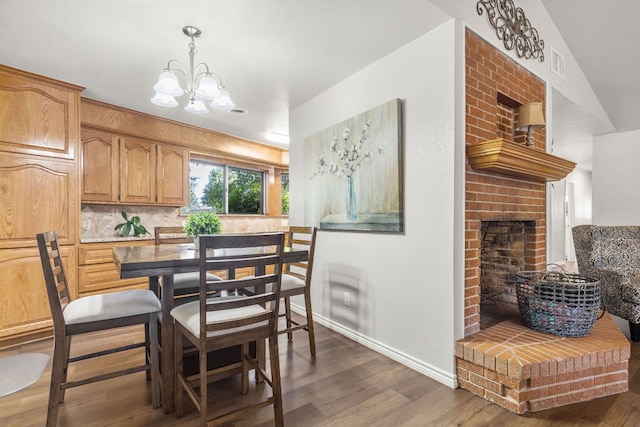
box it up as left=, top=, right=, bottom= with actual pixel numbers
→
left=187, top=159, right=264, bottom=214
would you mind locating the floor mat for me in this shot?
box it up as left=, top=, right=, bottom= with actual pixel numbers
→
left=0, top=353, right=49, bottom=398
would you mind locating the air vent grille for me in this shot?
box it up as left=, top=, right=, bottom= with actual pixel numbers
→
left=551, top=47, right=565, bottom=79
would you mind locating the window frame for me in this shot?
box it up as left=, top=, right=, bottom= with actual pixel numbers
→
left=186, top=156, right=267, bottom=215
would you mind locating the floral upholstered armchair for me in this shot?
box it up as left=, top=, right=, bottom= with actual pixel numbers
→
left=572, top=225, right=640, bottom=341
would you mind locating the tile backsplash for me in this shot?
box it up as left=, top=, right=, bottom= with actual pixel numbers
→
left=81, top=205, right=288, bottom=239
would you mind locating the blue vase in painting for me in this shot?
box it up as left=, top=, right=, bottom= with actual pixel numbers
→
left=347, top=176, right=357, bottom=220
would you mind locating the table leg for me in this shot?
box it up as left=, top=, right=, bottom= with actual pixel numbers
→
left=160, top=274, right=175, bottom=414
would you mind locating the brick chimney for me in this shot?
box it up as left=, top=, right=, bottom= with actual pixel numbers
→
left=464, top=29, right=547, bottom=336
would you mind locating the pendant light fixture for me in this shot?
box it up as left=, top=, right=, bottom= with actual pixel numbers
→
left=151, top=26, right=234, bottom=113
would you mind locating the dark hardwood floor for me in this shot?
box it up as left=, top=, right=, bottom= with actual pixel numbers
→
left=1, top=315, right=639, bottom=426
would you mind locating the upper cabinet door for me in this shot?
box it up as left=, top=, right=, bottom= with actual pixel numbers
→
left=81, top=128, right=119, bottom=202
left=119, top=137, right=156, bottom=204
left=157, top=145, right=189, bottom=206
left=0, top=155, right=77, bottom=248
left=0, top=64, right=82, bottom=160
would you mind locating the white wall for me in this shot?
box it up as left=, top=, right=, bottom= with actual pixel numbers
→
left=547, top=169, right=592, bottom=264
left=593, top=129, right=640, bottom=225
left=568, top=168, right=593, bottom=226
left=547, top=180, right=568, bottom=264
left=289, top=20, right=462, bottom=387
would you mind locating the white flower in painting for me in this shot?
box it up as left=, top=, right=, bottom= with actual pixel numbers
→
left=311, top=119, right=379, bottom=180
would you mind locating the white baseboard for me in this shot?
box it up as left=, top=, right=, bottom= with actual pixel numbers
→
left=290, top=304, right=457, bottom=389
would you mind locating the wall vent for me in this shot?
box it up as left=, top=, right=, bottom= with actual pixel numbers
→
left=551, top=47, right=565, bottom=79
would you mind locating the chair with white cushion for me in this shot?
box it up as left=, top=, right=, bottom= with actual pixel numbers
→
left=279, top=226, right=318, bottom=355
left=37, top=231, right=161, bottom=427
left=172, top=233, right=285, bottom=426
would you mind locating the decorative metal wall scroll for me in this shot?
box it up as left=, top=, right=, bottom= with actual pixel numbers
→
left=476, top=0, right=544, bottom=62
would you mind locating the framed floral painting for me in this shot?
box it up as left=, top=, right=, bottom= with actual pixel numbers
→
left=304, top=98, right=403, bottom=232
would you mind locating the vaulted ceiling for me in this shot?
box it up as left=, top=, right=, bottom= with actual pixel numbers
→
left=1, top=0, right=637, bottom=171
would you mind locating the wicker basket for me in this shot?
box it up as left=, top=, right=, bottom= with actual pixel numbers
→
left=515, top=267, right=600, bottom=337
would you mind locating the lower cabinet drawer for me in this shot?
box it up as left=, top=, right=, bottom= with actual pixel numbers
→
left=78, top=240, right=152, bottom=295
left=78, top=263, right=148, bottom=294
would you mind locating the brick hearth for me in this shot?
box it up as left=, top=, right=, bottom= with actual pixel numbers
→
left=455, top=314, right=630, bottom=414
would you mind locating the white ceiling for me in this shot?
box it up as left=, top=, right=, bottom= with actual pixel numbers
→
left=542, top=0, right=640, bottom=134
left=541, top=0, right=640, bottom=171
left=0, top=0, right=449, bottom=149
left=0, top=1, right=637, bottom=170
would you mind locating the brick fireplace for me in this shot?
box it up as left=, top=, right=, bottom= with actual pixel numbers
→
left=464, top=29, right=547, bottom=336
left=458, top=30, right=629, bottom=414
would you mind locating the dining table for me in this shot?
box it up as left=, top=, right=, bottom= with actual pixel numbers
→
left=112, top=241, right=308, bottom=413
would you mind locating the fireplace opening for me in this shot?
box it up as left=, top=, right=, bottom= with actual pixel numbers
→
left=479, top=220, right=536, bottom=329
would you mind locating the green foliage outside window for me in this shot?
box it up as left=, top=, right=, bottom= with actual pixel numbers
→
left=281, top=173, right=289, bottom=215
left=228, top=168, right=262, bottom=214
left=188, top=176, right=199, bottom=210
left=188, top=161, right=263, bottom=214
left=201, top=167, right=224, bottom=212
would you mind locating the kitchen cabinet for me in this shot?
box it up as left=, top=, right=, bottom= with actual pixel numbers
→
left=80, top=128, right=119, bottom=202
left=0, top=154, right=78, bottom=249
left=156, top=144, right=189, bottom=206
left=0, top=245, right=76, bottom=344
left=78, top=240, right=153, bottom=295
left=0, top=64, right=81, bottom=160
left=120, top=136, right=156, bottom=204
left=81, top=128, right=188, bottom=206
left=0, top=65, right=81, bottom=346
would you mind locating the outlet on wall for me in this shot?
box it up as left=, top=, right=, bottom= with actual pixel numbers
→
left=343, top=291, right=351, bottom=307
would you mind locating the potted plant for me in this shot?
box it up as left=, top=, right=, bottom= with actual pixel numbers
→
left=114, top=211, right=150, bottom=236
left=184, top=210, right=222, bottom=249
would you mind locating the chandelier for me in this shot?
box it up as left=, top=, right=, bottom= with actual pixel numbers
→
left=151, top=26, right=234, bottom=113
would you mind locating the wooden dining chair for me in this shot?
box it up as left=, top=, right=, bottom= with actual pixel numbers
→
left=278, top=226, right=318, bottom=355
left=154, top=226, right=222, bottom=297
left=37, top=231, right=161, bottom=427
left=172, top=233, right=285, bottom=426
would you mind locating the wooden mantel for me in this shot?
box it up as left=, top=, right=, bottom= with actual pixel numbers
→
left=466, top=138, right=576, bottom=182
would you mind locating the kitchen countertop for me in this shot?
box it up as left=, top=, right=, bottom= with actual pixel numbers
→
left=80, top=229, right=288, bottom=244
left=80, top=235, right=155, bottom=244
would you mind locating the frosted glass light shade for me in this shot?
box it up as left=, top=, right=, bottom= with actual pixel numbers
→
left=153, top=71, right=184, bottom=96
left=184, top=98, right=208, bottom=113
left=150, top=92, right=179, bottom=107
left=210, top=88, right=234, bottom=109
left=195, top=75, right=221, bottom=100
